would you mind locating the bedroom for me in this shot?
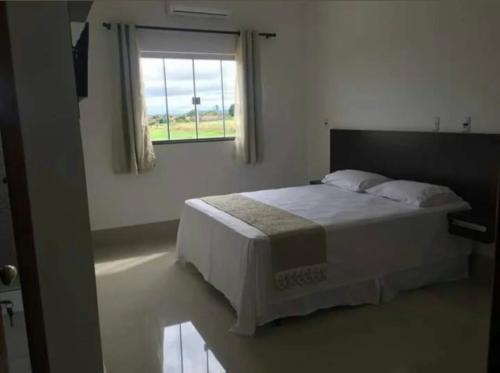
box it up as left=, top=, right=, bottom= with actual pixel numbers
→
left=0, top=1, right=499, bottom=373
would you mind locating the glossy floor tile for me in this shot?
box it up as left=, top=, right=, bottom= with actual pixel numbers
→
left=94, top=222, right=492, bottom=373
left=163, top=321, right=225, bottom=373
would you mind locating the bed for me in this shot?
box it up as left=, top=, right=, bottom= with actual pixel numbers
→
left=177, top=184, right=471, bottom=335
left=176, top=129, right=500, bottom=335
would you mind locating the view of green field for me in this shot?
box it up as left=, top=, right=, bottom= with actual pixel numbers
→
left=142, top=57, right=238, bottom=142
left=149, top=118, right=236, bottom=142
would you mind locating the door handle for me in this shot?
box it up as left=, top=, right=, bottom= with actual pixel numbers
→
left=0, top=265, right=17, bottom=286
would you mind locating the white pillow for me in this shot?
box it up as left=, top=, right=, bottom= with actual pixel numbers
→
left=366, top=180, right=462, bottom=207
left=321, top=170, right=390, bottom=192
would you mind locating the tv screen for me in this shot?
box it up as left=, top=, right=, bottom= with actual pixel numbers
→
left=72, top=22, right=89, bottom=100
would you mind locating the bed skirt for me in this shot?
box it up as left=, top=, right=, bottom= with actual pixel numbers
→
left=252, top=254, right=469, bottom=328
left=178, top=252, right=469, bottom=335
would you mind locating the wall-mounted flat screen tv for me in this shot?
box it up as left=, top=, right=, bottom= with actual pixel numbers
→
left=72, top=22, right=89, bottom=100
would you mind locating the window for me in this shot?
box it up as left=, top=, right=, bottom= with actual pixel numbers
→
left=141, top=56, right=237, bottom=143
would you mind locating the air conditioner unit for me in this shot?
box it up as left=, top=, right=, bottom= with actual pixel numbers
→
left=168, top=3, right=231, bottom=18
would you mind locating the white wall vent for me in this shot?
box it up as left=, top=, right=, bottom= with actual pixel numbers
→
left=168, top=3, right=231, bottom=18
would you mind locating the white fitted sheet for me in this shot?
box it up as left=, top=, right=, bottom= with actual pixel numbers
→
left=176, top=185, right=472, bottom=335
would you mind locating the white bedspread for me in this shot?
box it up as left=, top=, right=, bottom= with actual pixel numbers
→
left=176, top=185, right=471, bottom=335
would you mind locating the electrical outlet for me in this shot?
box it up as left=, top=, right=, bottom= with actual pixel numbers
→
left=462, top=116, right=471, bottom=133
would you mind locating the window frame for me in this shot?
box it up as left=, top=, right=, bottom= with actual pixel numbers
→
left=141, top=52, right=237, bottom=145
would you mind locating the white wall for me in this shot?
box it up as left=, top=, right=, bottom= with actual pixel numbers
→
left=83, top=1, right=500, bottom=231
left=306, top=0, right=500, bottom=180
left=81, top=1, right=307, bottom=230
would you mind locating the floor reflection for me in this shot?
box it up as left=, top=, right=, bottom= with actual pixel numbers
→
left=163, top=322, right=225, bottom=373
left=95, top=253, right=166, bottom=276
left=95, top=225, right=491, bottom=373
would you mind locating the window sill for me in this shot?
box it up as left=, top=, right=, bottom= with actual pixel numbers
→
left=153, top=137, right=235, bottom=145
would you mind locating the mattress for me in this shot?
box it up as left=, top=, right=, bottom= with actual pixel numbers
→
left=176, top=185, right=472, bottom=335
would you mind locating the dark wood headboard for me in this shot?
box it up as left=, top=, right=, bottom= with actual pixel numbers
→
left=330, top=129, right=500, bottom=242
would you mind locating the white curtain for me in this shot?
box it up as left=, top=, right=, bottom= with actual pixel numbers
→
left=112, top=24, right=156, bottom=174
left=234, top=30, right=261, bottom=164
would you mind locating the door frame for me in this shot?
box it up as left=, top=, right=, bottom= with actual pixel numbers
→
left=0, top=3, right=50, bottom=372
left=488, top=173, right=500, bottom=372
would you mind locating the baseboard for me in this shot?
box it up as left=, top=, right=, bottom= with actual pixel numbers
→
left=92, top=219, right=180, bottom=248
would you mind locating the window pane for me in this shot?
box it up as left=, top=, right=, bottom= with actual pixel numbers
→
left=222, top=61, right=237, bottom=137
left=164, top=59, right=197, bottom=140
left=141, top=58, right=168, bottom=142
left=194, top=60, right=224, bottom=139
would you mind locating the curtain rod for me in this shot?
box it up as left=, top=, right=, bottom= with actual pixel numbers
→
left=102, top=23, right=277, bottom=39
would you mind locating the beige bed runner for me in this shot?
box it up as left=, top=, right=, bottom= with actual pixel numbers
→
left=201, top=194, right=327, bottom=290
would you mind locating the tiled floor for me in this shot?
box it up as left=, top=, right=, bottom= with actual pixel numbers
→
left=94, top=222, right=492, bottom=373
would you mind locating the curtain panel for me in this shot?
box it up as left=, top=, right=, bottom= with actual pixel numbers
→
left=112, top=24, right=156, bottom=174
left=235, top=30, right=261, bottom=165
